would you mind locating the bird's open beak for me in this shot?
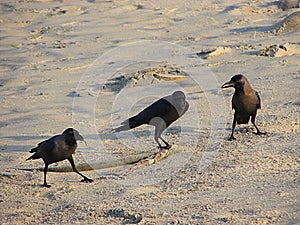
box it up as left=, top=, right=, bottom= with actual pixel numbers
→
left=74, top=133, right=84, bottom=141
left=75, top=134, right=87, bottom=145
left=221, top=81, right=234, bottom=88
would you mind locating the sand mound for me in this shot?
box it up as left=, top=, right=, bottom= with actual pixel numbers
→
left=103, top=65, right=187, bottom=93
left=275, top=11, right=300, bottom=33
left=258, top=43, right=299, bottom=57
left=196, top=47, right=232, bottom=59
left=279, top=0, right=300, bottom=10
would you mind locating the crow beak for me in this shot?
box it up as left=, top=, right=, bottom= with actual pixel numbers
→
left=76, top=134, right=87, bottom=145
left=221, top=81, right=235, bottom=88
left=74, top=132, right=84, bottom=141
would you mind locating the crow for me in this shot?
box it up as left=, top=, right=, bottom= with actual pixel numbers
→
left=27, top=128, right=93, bottom=187
left=221, top=74, right=266, bottom=140
left=112, top=91, right=189, bottom=149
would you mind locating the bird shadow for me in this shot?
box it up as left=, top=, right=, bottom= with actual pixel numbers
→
left=97, top=125, right=195, bottom=141
left=105, top=208, right=143, bottom=224
left=1, top=145, right=33, bottom=153
left=220, top=1, right=279, bottom=14
left=224, top=126, right=258, bottom=134
left=219, top=5, right=237, bottom=14
left=260, top=1, right=280, bottom=7
left=1, top=135, right=50, bottom=153
left=2, top=135, right=49, bottom=141
left=230, top=25, right=276, bottom=34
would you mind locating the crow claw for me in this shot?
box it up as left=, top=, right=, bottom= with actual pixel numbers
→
left=163, top=145, right=172, bottom=149
left=81, top=178, right=94, bottom=183
left=254, top=131, right=266, bottom=136
left=228, top=136, right=236, bottom=141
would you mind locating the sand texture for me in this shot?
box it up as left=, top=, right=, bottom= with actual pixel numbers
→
left=0, top=0, right=299, bottom=224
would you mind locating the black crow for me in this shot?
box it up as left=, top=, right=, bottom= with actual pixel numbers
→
left=222, top=74, right=266, bottom=140
left=27, top=128, right=93, bottom=187
left=112, top=91, right=189, bottom=149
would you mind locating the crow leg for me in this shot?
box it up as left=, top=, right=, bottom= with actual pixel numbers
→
left=154, top=122, right=170, bottom=150
left=154, top=134, right=165, bottom=150
left=159, top=136, right=171, bottom=149
left=229, top=115, right=237, bottom=141
left=43, top=164, right=51, bottom=188
left=154, top=137, right=163, bottom=150
left=251, top=115, right=266, bottom=135
left=67, top=156, right=93, bottom=183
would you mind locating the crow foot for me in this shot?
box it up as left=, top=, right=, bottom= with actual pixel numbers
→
left=228, top=135, right=236, bottom=141
left=81, top=177, right=94, bottom=183
left=43, top=183, right=51, bottom=188
left=158, top=145, right=172, bottom=150
left=254, top=131, right=266, bottom=136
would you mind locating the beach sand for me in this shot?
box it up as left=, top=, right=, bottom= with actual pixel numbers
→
left=0, top=0, right=299, bottom=224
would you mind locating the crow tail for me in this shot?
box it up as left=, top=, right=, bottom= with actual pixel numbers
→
left=112, top=117, right=144, bottom=133
left=26, top=153, right=40, bottom=161
left=29, top=146, right=38, bottom=153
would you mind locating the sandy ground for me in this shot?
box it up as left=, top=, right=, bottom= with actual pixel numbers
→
left=0, top=0, right=299, bottom=224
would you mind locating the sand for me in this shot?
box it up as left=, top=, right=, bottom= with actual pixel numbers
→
left=0, top=0, right=299, bottom=224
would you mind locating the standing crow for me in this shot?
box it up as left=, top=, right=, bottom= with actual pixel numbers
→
left=112, top=91, right=189, bottom=149
left=221, top=74, right=266, bottom=140
left=27, top=128, right=93, bottom=187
